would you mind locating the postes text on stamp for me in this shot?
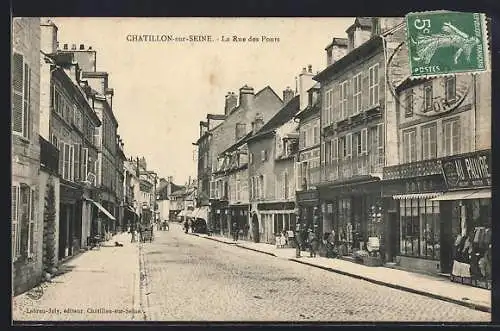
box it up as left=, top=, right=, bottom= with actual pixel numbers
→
left=406, top=11, right=489, bottom=78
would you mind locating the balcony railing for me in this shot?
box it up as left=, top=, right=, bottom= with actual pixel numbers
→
left=321, top=154, right=384, bottom=183
left=40, top=136, right=59, bottom=174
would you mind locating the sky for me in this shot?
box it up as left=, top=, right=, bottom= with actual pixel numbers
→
left=52, top=17, right=354, bottom=185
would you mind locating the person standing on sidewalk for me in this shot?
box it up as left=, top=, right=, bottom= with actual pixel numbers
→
left=295, top=223, right=303, bottom=258
left=232, top=221, right=239, bottom=241
left=308, top=228, right=319, bottom=257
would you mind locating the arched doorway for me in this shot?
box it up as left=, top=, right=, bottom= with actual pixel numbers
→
left=252, top=213, right=260, bottom=243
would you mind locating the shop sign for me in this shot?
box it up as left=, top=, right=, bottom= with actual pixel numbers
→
left=257, top=202, right=295, bottom=211
left=297, top=190, right=319, bottom=202
left=383, top=159, right=442, bottom=180
left=441, top=150, right=491, bottom=190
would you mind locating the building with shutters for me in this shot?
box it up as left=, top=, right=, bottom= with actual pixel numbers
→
left=115, top=135, right=126, bottom=232
left=295, top=81, right=323, bottom=233
left=11, top=17, right=43, bottom=295
left=207, top=85, right=283, bottom=236
left=378, top=18, right=492, bottom=283
left=39, top=19, right=106, bottom=261
left=314, top=17, right=390, bottom=259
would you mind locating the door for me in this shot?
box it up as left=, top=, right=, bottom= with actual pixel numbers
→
left=252, top=213, right=260, bottom=243
left=387, top=211, right=399, bottom=262
left=440, top=201, right=453, bottom=274
left=58, top=204, right=67, bottom=259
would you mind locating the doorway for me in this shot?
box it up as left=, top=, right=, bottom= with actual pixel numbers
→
left=252, top=213, right=260, bottom=243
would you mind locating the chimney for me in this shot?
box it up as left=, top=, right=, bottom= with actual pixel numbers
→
left=105, top=87, right=114, bottom=109
left=346, top=17, right=373, bottom=52
left=252, top=113, right=264, bottom=134
left=238, top=85, right=255, bottom=110
left=282, top=86, right=295, bottom=104
left=325, top=38, right=348, bottom=66
left=40, top=18, right=58, bottom=54
left=298, top=65, right=315, bottom=111
left=224, top=92, right=238, bottom=115
left=79, top=44, right=85, bottom=50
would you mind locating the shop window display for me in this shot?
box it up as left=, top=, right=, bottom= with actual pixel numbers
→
left=399, top=199, right=440, bottom=260
left=451, top=198, right=491, bottom=289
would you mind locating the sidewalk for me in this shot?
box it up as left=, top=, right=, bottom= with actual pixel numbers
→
left=12, top=232, right=143, bottom=322
left=191, top=233, right=491, bottom=313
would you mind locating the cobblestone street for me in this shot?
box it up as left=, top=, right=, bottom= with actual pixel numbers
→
left=140, top=224, right=490, bottom=322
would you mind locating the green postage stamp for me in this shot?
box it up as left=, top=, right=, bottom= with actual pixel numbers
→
left=406, top=11, right=490, bottom=78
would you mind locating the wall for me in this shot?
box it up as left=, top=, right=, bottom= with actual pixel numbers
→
left=475, top=72, right=491, bottom=150
left=38, top=171, right=60, bottom=272
left=12, top=17, right=43, bottom=295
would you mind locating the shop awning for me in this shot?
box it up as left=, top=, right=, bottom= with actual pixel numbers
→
left=196, top=206, right=209, bottom=221
left=430, top=189, right=491, bottom=201
left=89, top=199, right=116, bottom=221
left=392, top=192, right=442, bottom=200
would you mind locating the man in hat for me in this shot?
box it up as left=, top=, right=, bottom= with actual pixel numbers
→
left=295, top=223, right=303, bottom=258
left=308, top=226, right=319, bottom=257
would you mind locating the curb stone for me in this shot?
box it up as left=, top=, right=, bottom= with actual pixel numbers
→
left=195, top=233, right=491, bottom=314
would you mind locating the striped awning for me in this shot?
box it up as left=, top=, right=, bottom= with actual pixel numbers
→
left=392, top=192, right=442, bottom=200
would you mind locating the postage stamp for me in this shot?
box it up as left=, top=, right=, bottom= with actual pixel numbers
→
left=406, top=11, right=490, bottom=78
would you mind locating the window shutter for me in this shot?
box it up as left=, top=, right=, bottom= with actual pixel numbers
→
left=70, top=145, right=75, bottom=181
left=347, top=80, right=353, bottom=117
left=332, top=138, right=338, bottom=160
left=346, top=133, right=352, bottom=158
left=12, top=53, right=24, bottom=133
left=28, top=188, right=35, bottom=257
left=361, top=128, right=368, bottom=155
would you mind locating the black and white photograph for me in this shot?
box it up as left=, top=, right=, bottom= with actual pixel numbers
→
left=11, top=14, right=492, bottom=323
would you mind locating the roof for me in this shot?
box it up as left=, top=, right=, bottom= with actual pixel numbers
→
left=324, top=37, right=348, bottom=50
left=308, top=82, right=321, bottom=92
left=346, top=17, right=373, bottom=33
left=313, top=36, right=383, bottom=82
left=247, top=95, right=300, bottom=143
left=294, top=101, right=320, bottom=121
left=221, top=130, right=253, bottom=155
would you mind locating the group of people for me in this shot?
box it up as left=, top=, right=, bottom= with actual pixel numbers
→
left=128, top=222, right=155, bottom=243
left=294, top=224, right=337, bottom=258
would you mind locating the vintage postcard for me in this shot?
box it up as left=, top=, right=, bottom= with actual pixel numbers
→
left=11, top=15, right=491, bottom=323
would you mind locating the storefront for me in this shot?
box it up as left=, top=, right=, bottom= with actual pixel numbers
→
left=430, top=150, right=491, bottom=289
left=228, top=204, right=250, bottom=240
left=381, top=159, right=447, bottom=273
left=210, top=200, right=229, bottom=235
left=59, top=180, right=83, bottom=260
left=296, top=190, right=320, bottom=230
left=319, top=176, right=383, bottom=257
left=254, top=201, right=296, bottom=245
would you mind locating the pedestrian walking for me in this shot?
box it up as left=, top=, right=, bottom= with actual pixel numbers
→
left=232, top=221, right=239, bottom=241
left=295, top=224, right=303, bottom=258
left=308, top=228, right=319, bottom=257
left=130, top=223, right=137, bottom=243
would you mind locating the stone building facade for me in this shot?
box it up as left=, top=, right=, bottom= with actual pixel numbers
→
left=12, top=17, right=43, bottom=295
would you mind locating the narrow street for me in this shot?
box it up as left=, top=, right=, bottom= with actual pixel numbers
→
left=140, top=224, right=490, bottom=322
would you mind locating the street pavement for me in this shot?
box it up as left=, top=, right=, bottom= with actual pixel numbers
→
left=141, top=224, right=491, bottom=322
left=12, top=233, right=143, bottom=321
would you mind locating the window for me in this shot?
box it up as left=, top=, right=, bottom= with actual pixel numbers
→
left=369, top=64, right=379, bottom=106
left=345, top=133, right=352, bottom=158
left=313, top=126, right=319, bottom=145
left=332, top=138, right=339, bottom=161
left=235, top=123, right=246, bottom=140
left=443, top=118, right=461, bottom=156
left=405, top=90, right=414, bottom=118
left=340, top=137, right=346, bottom=159
left=51, top=134, right=58, bottom=149
left=283, top=171, right=289, bottom=199
left=12, top=52, right=31, bottom=139
left=400, top=199, right=440, bottom=259
left=403, top=129, right=417, bottom=163
left=340, top=81, right=349, bottom=118
left=355, top=132, right=362, bottom=156
left=421, top=123, right=437, bottom=160
left=73, top=105, right=83, bottom=130
left=260, top=175, right=265, bottom=199
left=361, top=128, right=368, bottom=155
left=324, top=89, right=333, bottom=126
left=353, top=73, right=362, bottom=114
left=12, top=184, right=36, bottom=260
left=62, top=143, right=75, bottom=181
left=377, top=124, right=384, bottom=167
left=445, top=76, right=456, bottom=102
left=261, top=150, right=267, bottom=162
left=424, top=83, right=433, bottom=112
